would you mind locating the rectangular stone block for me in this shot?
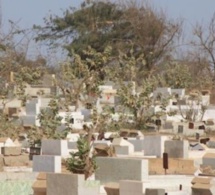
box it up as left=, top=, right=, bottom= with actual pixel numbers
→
left=202, top=153, right=215, bottom=169
left=47, top=173, right=100, bottom=195
left=143, top=135, right=169, bottom=157
left=95, top=157, right=148, bottom=184
left=114, top=145, right=131, bottom=155
left=32, top=180, right=46, bottom=194
left=120, top=180, right=151, bottom=195
left=164, top=140, right=189, bottom=158
left=112, top=138, right=134, bottom=154
left=145, top=188, right=165, bottom=195
left=68, top=141, right=77, bottom=150
left=1, top=146, right=21, bottom=156
left=33, top=155, right=61, bottom=173
left=127, top=139, right=144, bottom=152
left=42, top=139, right=69, bottom=156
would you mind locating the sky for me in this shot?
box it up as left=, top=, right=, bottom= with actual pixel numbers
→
left=1, top=0, right=215, bottom=62
left=2, top=0, right=215, bottom=29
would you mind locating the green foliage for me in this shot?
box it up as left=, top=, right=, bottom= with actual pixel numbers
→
left=162, top=62, right=193, bottom=89
left=38, top=98, right=66, bottom=139
left=66, top=137, right=97, bottom=179
left=58, top=45, right=112, bottom=110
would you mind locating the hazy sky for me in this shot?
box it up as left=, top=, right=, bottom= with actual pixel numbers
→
left=2, top=0, right=215, bottom=30
left=2, top=0, right=215, bottom=62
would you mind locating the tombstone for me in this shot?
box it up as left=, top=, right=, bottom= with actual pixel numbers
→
left=120, top=180, right=151, bottom=195
left=164, top=140, right=189, bottom=159
left=42, top=139, right=69, bottom=156
left=127, top=138, right=144, bottom=152
left=143, top=135, right=170, bottom=157
left=33, top=155, right=61, bottom=173
left=46, top=173, right=100, bottom=195
left=202, top=153, right=215, bottom=169
left=95, top=157, right=148, bottom=184
left=112, top=138, right=134, bottom=155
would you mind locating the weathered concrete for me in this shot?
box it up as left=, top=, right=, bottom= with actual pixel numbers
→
left=42, top=139, right=69, bottom=156
left=47, top=173, right=100, bottom=195
left=33, top=155, right=61, bottom=173
left=164, top=140, right=189, bottom=158
left=95, top=157, right=148, bottom=184
left=143, top=135, right=170, bottom=157
left=2, top=146, right=22, bottom=156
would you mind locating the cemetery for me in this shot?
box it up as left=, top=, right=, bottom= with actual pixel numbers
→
left=3, top=0, right=215, bottom=193
left=0, top=84, right=215, bottom=194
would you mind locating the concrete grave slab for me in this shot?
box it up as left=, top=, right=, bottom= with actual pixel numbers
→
left=47, top=173, right=100, bottom=195
left=33, top=155, right=61, bottom=173
left=42, top=139, right=69, bottom=156
left=95, top=157, right=148, bottom=184
left=143, top=135, right=170, bottom=157
left=165, top=140, right=189, bottom=159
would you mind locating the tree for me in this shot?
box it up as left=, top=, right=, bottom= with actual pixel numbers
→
left=66, top=136, right=97, bottom=179
left=34, top=0, right=181, bottom=77
left=191, top=14, right=215, bottom=83
left=56, top=45, right=113, bottom=111
left=113, top=49, right=163, bottom=130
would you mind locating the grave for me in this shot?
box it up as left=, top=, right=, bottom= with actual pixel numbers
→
left=95, top=157, right=148, bottom=184
left=127, top=138, right=144, bottom=152
left=33, top=155, right=61, bottom=173
left=164, top=140, right=189, bottom=159
left=46, top=173, right=100, bottom=195
left=112, top=138, right=134, bottom=155
left=202, top=153, right=215, bottom=169
left=143, top=135, right=170, bottom=157
left=120, top=180, right=150, bottom=195
left=41, top=139, right=69, bottom=157
left=21, top=98, right=41, bottom=127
